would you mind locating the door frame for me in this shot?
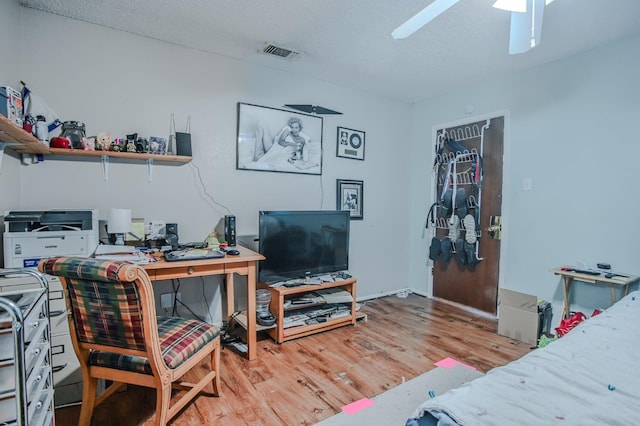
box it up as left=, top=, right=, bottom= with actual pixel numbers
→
left=427, top=109, right=512, bottom=314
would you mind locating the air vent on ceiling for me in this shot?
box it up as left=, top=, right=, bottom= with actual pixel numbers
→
left=261, top=43, right=302, bottom=61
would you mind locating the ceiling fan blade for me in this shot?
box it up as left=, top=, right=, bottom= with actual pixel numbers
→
left=391, top=0, right=460, bottom=39
left=283, top=105, right=343, bottom=115
left=509, top=0, right=546, bottom=54
left=493, top=0, right=527, bottom=12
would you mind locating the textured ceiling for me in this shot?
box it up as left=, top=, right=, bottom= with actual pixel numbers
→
left=18, top=0, right=640, bottom=103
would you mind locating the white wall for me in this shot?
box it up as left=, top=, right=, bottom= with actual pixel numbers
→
left=4, top=3, right=640, bottom=328
left=408, top=34, right=640, bottom=323
left=0, top=0, right=23, bottom=207
left=0, top=6, right=413, bottom=321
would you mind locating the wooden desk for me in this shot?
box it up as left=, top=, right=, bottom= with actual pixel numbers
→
left=143, top=246, right=265, bottom=360
left=550, top=267, right=639, bottom=319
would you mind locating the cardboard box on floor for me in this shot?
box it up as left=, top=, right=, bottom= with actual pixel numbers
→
left=497, top=289, right=539, bottom=346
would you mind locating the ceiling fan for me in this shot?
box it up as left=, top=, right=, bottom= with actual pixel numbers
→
left=391, top=0, right=556, bottom=55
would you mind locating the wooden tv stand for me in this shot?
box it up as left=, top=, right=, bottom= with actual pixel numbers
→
left=260, top=278, right=357, bottom=343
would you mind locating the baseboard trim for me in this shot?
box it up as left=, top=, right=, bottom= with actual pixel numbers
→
left=356, top=288, right=496, bottom=320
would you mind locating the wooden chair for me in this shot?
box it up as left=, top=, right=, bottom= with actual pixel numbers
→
left=39, top=257, right=221, bottom=425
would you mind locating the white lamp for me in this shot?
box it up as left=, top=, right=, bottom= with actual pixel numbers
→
left=107, top=208, right=132, bottom=245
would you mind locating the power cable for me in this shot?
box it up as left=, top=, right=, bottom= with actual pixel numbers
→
left=189, top=161, right=233, bottom=216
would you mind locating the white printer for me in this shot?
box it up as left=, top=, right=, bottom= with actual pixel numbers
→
left=3, top=209, right=99, bottom=268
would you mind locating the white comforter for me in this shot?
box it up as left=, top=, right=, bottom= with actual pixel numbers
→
left=410, top=291, right=640, bottom=425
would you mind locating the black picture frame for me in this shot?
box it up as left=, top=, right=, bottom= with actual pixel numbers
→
left=336, top=126, right=365, bottom=161
left=236, top=102, right=323, bottom=175
left=336, top=179, right=364, bottom=220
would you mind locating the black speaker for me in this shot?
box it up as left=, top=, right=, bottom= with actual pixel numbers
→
left=176, top=132, right=192, bottom=156
left=224, top=215, right=236, bottom=246
left=165, top=223, right=179, bottom=250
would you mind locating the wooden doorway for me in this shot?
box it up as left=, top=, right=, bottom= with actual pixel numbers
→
left=430, top=116, right=505, bottom=315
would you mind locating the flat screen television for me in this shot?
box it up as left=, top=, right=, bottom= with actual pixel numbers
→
left=258, top=210, right=350, bottom=283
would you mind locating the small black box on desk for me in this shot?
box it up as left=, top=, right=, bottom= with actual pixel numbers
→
left=224, top=215, right=236, bottom=246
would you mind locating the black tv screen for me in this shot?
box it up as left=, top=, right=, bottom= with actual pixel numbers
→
left=258, top=210, right=350, bottom=283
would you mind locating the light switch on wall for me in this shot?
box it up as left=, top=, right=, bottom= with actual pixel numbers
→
left=523, top=177, right=533, bottom=191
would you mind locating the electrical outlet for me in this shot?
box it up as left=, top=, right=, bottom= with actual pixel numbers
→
left=160, top=292, right=182, bottom=309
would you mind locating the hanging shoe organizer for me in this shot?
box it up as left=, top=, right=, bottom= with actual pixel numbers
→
left=429, top=121, right=490, bottom=264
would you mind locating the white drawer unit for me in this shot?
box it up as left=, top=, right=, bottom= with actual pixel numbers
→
left=0, top=268, right=54, bottom=426
left=0, top=272, right=83, bottom=406
left=42, top=276, right=83, bottom=406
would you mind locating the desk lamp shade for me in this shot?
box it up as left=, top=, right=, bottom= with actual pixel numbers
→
left=107, top=208, right=131, bottom=245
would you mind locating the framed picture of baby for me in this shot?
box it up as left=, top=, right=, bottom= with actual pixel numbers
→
left=236, top=102, right=323, bottom=175
left=336, top=126, right=365, bottom=161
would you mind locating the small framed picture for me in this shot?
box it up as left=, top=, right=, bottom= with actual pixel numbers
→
left=336, top=127, right=365, bottom=160
left=149, top=136, right=167, bottom=155
left=336, top=179, right=364, bottom=220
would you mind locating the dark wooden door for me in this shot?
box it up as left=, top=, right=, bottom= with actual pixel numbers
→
left=432, top=116, right=504, bottom=315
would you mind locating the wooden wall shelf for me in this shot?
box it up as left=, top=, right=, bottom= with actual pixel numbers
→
left=0, top=114, right=192, bottom=164
left=47, top=147, right=191, bottom=164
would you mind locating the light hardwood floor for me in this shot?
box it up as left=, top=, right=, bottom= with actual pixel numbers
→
left=54, top=293, right=532, bottom=425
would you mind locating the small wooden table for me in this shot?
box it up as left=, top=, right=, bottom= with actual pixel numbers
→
left=260, top=278, right=357, bottom=344
left=143, top=246, right=265, bottom=360
left=550, top=267, right=639, bottom=319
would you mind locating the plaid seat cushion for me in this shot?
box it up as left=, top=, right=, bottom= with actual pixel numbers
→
left=89, top=316, right=220, bottom=374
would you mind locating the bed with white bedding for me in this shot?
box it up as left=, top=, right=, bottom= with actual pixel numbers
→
left=408, top=290, right=640, bottom=425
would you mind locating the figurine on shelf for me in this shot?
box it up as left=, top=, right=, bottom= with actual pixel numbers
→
left=136, top=137, right=149, bottom=153
left=23, top=115, right=36, bottom=134
left=111, top=137, right=123, bottom=152
left=60, top=121, right=86, bottom=149
left=95, top=131, right=112, bottom=151
left=126, top=139, right=136, bottom=152
left=81, top=137, right=95, bottom=150
left=126, top=133, right=138, bottom=152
